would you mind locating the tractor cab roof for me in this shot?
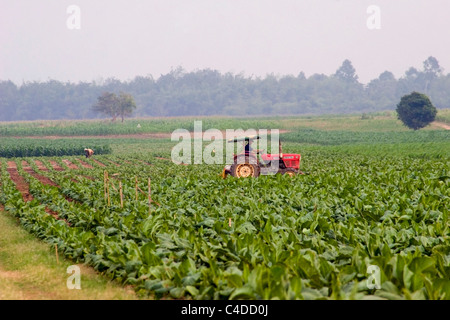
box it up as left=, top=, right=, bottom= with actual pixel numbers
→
left=227, top=135, right=260, bottom=143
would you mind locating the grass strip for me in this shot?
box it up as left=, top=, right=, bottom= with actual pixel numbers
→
left=0, top=208, right=138, bottom=300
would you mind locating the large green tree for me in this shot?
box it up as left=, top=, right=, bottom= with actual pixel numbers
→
left=396, top=92, right=437, bottom=130
left=92, top=92, right=136, bottom=122
left=92, top=92, right=118, bottom=121
left=117, top=92, right=137, bottom=122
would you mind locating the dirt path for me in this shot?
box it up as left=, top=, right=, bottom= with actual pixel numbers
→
left=62, top=159, right=79, bottom=170
left=12, top=129, right=290, bottom=141
left=6, top=166, right=65, bottom=221
left=34, top=160, right=49, bottom=171
left=7, top=167, right=33, bottom=202
left=91, top=159, right=106, bottom=167
left=22, top=166, right=60, bottom=188
left=20, top=164, right=81, bottom=204
left=49, top=160, right=64, bottom=171
left=105, top=159, right=121, bottom=167
left=137, top=160, right=153, bottom=166
left=76, top=159, right=94, bottom=169
left=7, top=161, right=17, bottom=169
left=432, top=121, right=450, bottom=130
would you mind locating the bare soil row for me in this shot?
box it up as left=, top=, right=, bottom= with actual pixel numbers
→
left=2, top=158, right=110, bottom=223
left=6, top=158, right=107, bottom=171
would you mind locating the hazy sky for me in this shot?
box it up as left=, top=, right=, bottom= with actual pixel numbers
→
left=1, top=0, right=449, bottom=85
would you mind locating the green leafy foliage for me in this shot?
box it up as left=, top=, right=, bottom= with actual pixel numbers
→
left=396, top=92, right=437, bottom=130
left=1, top=146, right=448, bottom=300
left=0, top=140, right=111, bottom=158
left=92, top=92, right=137, bottom=122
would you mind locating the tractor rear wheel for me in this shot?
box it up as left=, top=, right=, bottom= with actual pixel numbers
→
left=230, top=163, right=260, bottom=178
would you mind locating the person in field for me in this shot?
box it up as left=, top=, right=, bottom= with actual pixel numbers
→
left=244, top=139, right=263, bottom=154
left=244, top=140, right=253, bottom=153
left=84, top=148, right=94, bottom=158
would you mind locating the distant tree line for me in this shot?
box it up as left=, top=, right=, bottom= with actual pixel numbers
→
left=0, top=56, right=449, bottom=121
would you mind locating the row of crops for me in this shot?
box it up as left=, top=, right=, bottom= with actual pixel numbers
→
left=282, top=128, right=450, bottom=146
left=0, top=139, right=111, bottom=158
left=0, top=118, right=286, bottom=137
left=0, top=151, right=449, bottom=299
left=0, top=112, right=427, bottom=138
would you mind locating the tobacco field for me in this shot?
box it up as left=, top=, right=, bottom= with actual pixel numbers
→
left=1, top=145, right=449, bottom=300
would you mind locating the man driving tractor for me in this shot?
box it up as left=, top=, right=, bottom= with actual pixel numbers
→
left=222, top=135, right=302, bottom=178
left=244, top=139, right=264, bottom=154
left=244, top=136, right=282, bottom=155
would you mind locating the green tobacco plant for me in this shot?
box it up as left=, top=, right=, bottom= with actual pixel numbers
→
left=1, top=147, right=449, bottom=300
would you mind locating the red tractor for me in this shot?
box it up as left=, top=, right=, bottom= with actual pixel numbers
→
left=221, top=135, right=304, bottom=178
